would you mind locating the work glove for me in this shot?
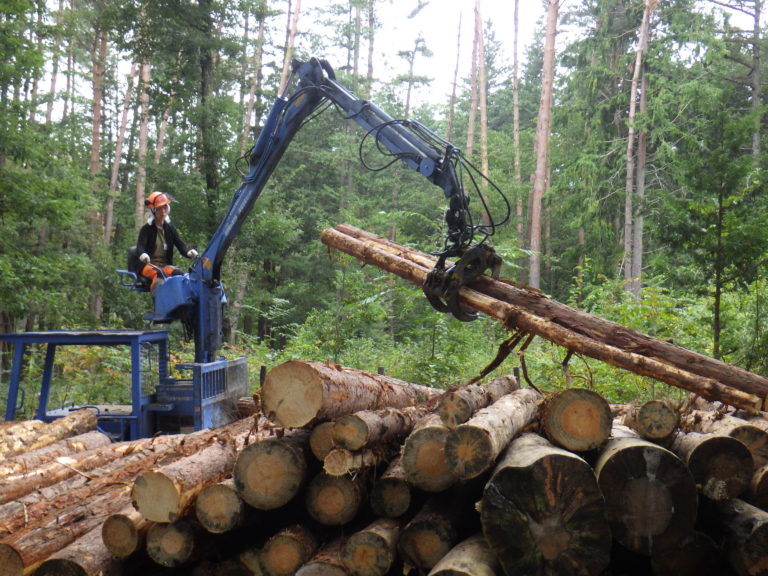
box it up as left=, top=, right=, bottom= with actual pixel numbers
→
left=139, top=253, right=150, bottom=264
left=187, top=249, right=199, bottom=258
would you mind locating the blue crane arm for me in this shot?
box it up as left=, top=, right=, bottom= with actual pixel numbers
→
left=151, top=57, right=485, bottom=363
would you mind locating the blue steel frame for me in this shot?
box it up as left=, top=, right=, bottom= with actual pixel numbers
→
left=0, top=330, right=169, bottom=440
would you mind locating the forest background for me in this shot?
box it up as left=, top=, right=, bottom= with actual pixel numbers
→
left=2, top=0, right=767, bottom=416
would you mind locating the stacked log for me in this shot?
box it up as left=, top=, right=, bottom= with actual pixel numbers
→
left=4, top=360, right=768, bottom=574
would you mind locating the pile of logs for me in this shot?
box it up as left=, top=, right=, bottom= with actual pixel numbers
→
left=4, top=226, right=768, bottom=575
left=2, top=360, right=768, bottom=576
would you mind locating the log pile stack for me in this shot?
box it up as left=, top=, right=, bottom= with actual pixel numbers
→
left=4, top=227, right=768, bottom=575
left=2, top=361, right=768, bottom=576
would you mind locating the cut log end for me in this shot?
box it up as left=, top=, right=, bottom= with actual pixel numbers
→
left=0, top=545, right=24, bottom=576
left=233, top=436, right=308, bottom=510
left=370, top=478, right=411, bottom=518
left=131, top=470, right=181, bottom=523
left=332, top=415, right=368, bottom=451
left=542, top=388, right=612, bottom=452
left=444, top=426, right=493, bottom=481
left=195, top=481, right=245, bottom=533
left=402, top=424, right=454, bottom=493
left=262, top=361, right=324, bottom=427
left=305, top=473, right=363, bottom=526
left=341, top=531, right=395, bottom=576
left=101, top=512, right=145, bottom=559
left=146, top=521, right=195, bottom=568
left=438, top=393, right=472, bottom=429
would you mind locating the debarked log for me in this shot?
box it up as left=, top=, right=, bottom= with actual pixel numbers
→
left=320, top=225, right=766, bottom=412
left=261, top=360, right=442, bottom=428
left=479, top=432, right=611, bottom=576
left=437, top=375, right=519, bottom=429
left=33, top=523, right=128, bottom=576
left=681, top=410, right=768, bottom=469
left=444, top=388, right=542, bottom=481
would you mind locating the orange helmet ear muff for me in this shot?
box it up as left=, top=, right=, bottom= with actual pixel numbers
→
left=145, top=192, right=171, bottom=210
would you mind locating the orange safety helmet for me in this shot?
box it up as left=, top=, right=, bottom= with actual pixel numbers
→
left=145, top=191, right=171, bottom=210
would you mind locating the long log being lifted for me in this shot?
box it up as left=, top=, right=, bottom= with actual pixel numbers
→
left=320, top=225, right=767, bottom=412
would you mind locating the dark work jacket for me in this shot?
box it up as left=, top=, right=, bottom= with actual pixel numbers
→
left=135, top=219, right=191, bottom=267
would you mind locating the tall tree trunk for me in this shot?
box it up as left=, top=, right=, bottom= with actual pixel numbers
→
left=134, top=61, right=151, bottom=231
left=623, top=0, right=655, bottom=289
left=104, top=63, right=137, bottom=242
left=528, top=0, right=558, bottom=288
left=512, top=0, right=525, bottom=279
left=45, top=0, right=65, bottom=124
left=465, top=13, right=479, bottom=158
left=89, top=28, right=107, bottom=319
left=279, top=0, right=302, bottom=94
left=477, top=0, right=491, bottom=227
left=629, top=66, right=649, bottom=296
left=446, top=13, right=462, bottom=141
left=199, top=0, right=220, bottom=234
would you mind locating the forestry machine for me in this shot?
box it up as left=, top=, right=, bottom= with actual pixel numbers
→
left=141, top=57, right=507, bottom=361
left=2, top=57, right=508, bottom=440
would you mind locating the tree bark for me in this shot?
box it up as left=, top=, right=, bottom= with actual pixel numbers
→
left=262, top=360, right=441, bottom=428
left=341, top=517, right=401, bottom=576
left=480, top=432, right=611, bottom=576
left=132, top=438, right=240, bottom=523
left=621, top=399, right=679, bottom=443
left=445, top=388, right=541, bottom=481
left=0, top=429, right=110, bottom=477
left=332, top=405, right=431, bottom=451
left=427, top=533, right=500, bottom=576
left=233, top=428, right=311, bottom=510
left=594, top=427, right=698, bottom=555
left=321, top=225, right=766, bottom=412
left=669, top=430, right=753, bottom=500
left=540, top=388, right=613, bottom=452
left=0, top=408, right=96, bottom=458
left=33, top=523, right=129, bottom=576
left=260, top=524, right=318, bottom=576
left=528, top=0, right=558, bottom=288
left=323, top=445, right=396, bottom=477
left=101, top=506, right=151, bottom=559
left=437, top=375, right=519, bottom=429
left=0, top=484, right=132, bottom=576
left=326, top=224, right=768, bottom=405
left=304, top=471, right=365, bottom=527
left=401, top=413, right=455, bottom=493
